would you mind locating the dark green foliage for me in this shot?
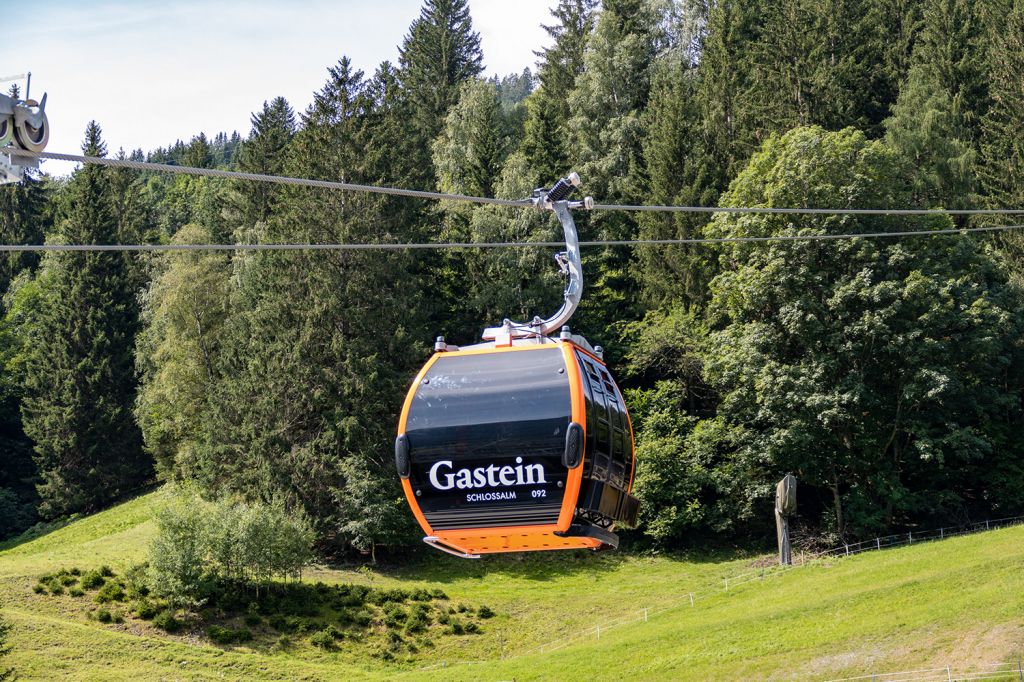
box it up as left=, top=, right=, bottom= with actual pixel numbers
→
left=207, top=624, right=252, bottom=645
left=152, top=610, right=182, bottom=633
left=398, top=0, right=483, bottom=186
left=477, top=605, right=494, bottom=619
left=95, top=608, right=113, bottom=624
left=94, top=581, right=126, bottom=604
left=0, top=614, right=11, bottom=682
left=703, top=127, right=1024, bottom=538
left=19, top=123, right=151, bottom=518
left=135, top=600, right=158, bottom=620
left=79, top=570, right=105, bottom=590
left=978, top=0, right=1024, bottom=269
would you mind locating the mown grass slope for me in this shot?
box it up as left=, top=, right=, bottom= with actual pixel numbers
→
left=1, top=489, right=1022, bottom=681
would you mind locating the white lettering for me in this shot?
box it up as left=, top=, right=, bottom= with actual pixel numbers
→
left=426, top=459, right=548, bottom=491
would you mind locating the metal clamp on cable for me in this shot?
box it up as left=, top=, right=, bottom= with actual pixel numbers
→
left=483, top=172, right=593, bottom=342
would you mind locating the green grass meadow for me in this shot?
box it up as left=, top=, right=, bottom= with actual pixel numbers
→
left=2, top=489, right=1022, bottom=680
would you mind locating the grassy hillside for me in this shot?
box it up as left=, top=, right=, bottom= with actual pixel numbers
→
left=1, top=490, right=1022, bottom=681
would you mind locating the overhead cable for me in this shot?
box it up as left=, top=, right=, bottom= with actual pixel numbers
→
left=7, top=150, right=532, bottom=208
left=11, top=149, right=1024, bottom=217
left=3, top=223, right=1022, bottom=253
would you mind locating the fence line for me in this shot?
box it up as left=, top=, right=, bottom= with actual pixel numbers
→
left=826, top=661, right=1024, bottom=681
left=511, top=515, right=1024, bottom=659
left=412, top=515, right=1024, bottom=673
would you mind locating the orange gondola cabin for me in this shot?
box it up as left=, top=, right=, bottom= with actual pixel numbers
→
left=396, top=335, right=638, bottom=558
left=394, top=173, right=638, bottom=558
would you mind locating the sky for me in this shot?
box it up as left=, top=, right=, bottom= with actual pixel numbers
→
left=5, top=0, right=557, bottom=175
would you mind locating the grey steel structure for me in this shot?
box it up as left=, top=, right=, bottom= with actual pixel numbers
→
left=1, top=72, right=49, bottom=185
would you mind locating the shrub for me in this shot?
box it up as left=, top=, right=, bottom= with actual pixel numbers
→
left=153, top=610, right=182, bottom=633
left=69, top=588, right=85, bottom=598
left=123, top=564, right=150, bottom=599
left=32, top=584, right=45, bottom=594
left=79, top=570, right=105, bottom=590
left=478, top=605, right=495, bottom=619
left=207, top=625, right=252, bottom=645
left=429, top=588, right=447, bottom=600
left=95, top=608, right=113, bottom=624
left=95, top=582, right=126, bottom=603
left=404, top=612, right=427, bottom=634
left=464, top=621, right=480, bottom=634
left=149, top=492, right=314, bottom=607
left=98, top=566, right=114, bottom=578
left=448, top=620, right=464, bottom=635
left=135, top=601, right=159, bottom=620
left=309, top=629, right=337, bottom=650
left=48, top=585, right=64, bottom=596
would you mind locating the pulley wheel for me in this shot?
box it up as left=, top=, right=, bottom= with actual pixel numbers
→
left=13, top=111, right=48, bottom=152
left=0, top=115, right=13, bottom=148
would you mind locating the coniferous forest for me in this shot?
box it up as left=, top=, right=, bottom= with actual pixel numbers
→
left=4, top=0, right=1024, bottom=558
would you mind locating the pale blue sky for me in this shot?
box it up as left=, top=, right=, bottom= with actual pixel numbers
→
left=5, top=1, right=557, bottom=174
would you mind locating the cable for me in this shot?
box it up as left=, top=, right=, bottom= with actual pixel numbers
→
left=591, top=202, right=1024, bottom=216
left=11, top=149, right=1024, bottom=216
left=7, top=150, right=532, bottom=208
left=3, top=224, right=1022, bottom=252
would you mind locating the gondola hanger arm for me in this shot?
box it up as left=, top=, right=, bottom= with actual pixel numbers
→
left=482, top=172, right=593, bottom=343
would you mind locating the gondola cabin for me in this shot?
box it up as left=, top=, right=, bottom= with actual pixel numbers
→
left=395, top=337, right=638, bottom=558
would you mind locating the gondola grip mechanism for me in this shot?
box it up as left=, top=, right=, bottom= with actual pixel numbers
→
left=482, top=173, right=592, bottom=341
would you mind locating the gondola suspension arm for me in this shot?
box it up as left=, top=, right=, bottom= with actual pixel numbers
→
left=482, top=172, right=593, bottom=342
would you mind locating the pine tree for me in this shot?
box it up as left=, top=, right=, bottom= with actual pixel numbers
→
left=398, top=0, right=484, bottom=187
left=20, top=122, right=151, bottom=517
left=566, top=0, right=662, bottom=345
left=192, top=62, right=426, bottom=551
left=884, top=0, right=991, bottom=210
left=978, top=0, right=1024, bottom=267
left=234, top=96, right=296, bottom=226
left=520, top=0, right=598, bottom=180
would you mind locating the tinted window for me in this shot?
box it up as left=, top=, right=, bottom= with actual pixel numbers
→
left=405, top=348, right=570, bottom=526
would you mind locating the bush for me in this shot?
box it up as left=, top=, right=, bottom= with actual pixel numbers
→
left=309, top=629, right=336, bottom=650
left=404, top=612, right=427, bottom=634
left=95, top=608, right=113, bottom=624
left=69, top=588, right=85, bottom=598
left=149, top=491, right=314, bottom=607
left=135, top=601, right=159, bottom=620
left=464, top=621, right=480, bottom=634
left=478, top=605, right=495, bottom=619
left=95, top=582, right=126, bottom=603
left=153, top=610, right=182, bottom=633
left=0, top=614, right=12, bottom=680
left=32, top=584, right=45, bottom=594
left=80, top=570, right=105, bottom=590
left=207, top=625, right=252, bottom=645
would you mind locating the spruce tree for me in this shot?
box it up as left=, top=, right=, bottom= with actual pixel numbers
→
left=978, top=0, right=1024, bottom=268
left=884, top=0, right=991, bottom=210
left=398, top=0, right=484, bottom=187
left=20, top=122, right=151, bottom=517
left=520, top=0, right=598, bottom=181
left=234, top=96, right=296, bottom=226
left=193, top=62, right=425, bottom=551
left=566, top=0, right=662, bottom=345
